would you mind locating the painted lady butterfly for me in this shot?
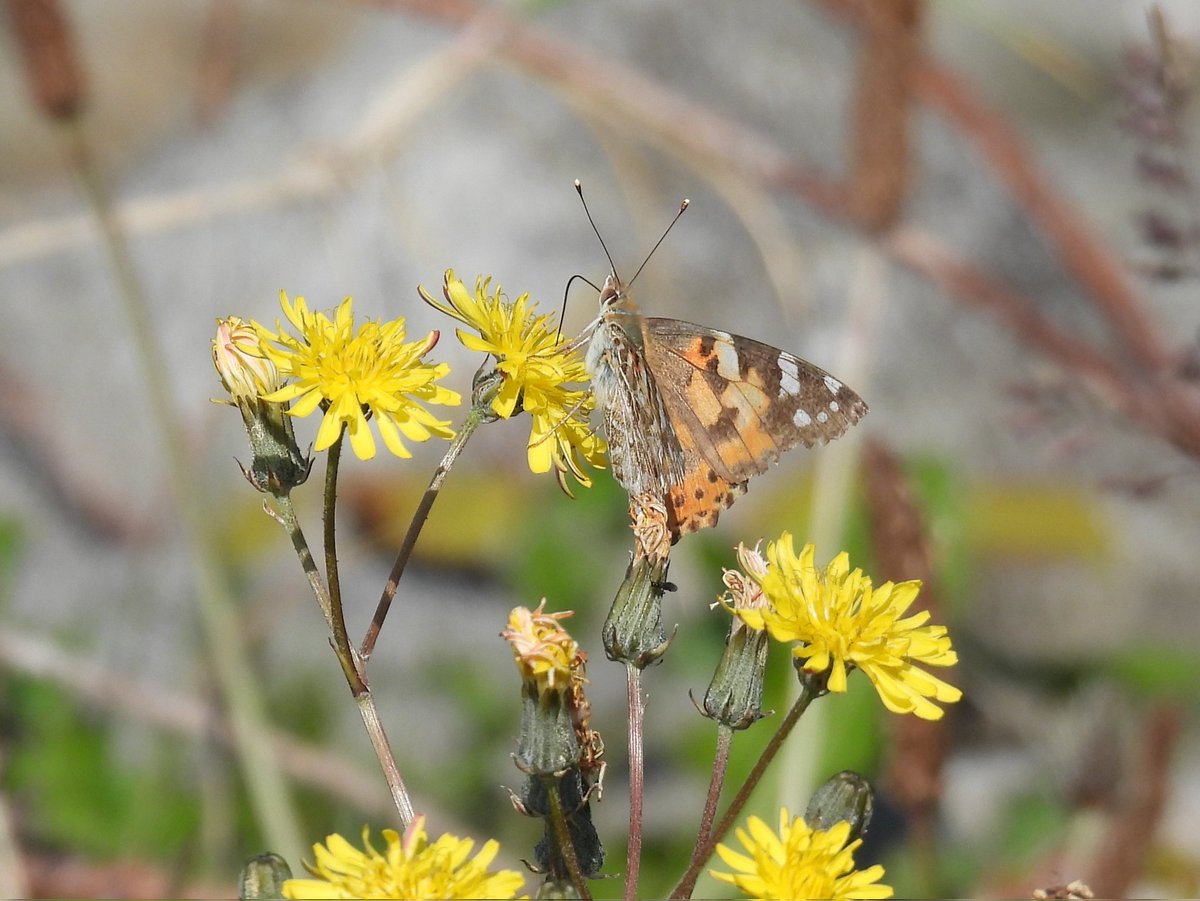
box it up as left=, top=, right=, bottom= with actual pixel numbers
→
left=579, top=193, right=868, bottom=541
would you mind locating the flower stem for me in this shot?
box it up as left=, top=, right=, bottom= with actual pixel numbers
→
left=66, top=120, right=304, bottom=864
left=321, top=432, right=364, bottom=694
left=271, top=443, right=411, bottom=824
left=546, top=777, right=593, bottom=901
left=669, top=685, right=816, bottom=899
left=272, top=494, right=333, bottom=631
left=674, top=724, right=734, bottom=900
left=356, top=692, right=415, bottom=827
left=624, top=663, right=646, bottom=901
left=360, top=384, right=496, bottom=659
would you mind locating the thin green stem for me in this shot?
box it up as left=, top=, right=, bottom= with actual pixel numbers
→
left=67, top=121, right=303, bottom=862
left=546, top=777, right=592, bottom=900
left=273, top=494, right=332, bottom=631
left=321, top=432, right=364, bottom=694
left=624, top=664, right=645, bottom=901
left=270, top=460, right=412, bottom=824
left=361, top=382, right=497, bottom=659
left=669, top=685, right=816, bottom=899
left=673, top=724, right=734, bottom=900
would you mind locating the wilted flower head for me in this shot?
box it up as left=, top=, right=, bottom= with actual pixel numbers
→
left=711, top=808, right=892, bottom=901
left=731, top=533, right=962, bottom=721
left=502, top=601, right=581, bottom=697
left=721, top=542, right=770, bottom=625
left=421, top=270, right=606, bottom=492
left=253, top=292, right=460, bottom=461
left=281, top=819, right=525, bottom=900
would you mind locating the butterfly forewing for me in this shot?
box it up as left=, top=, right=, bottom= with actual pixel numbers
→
left=643, top=318, right=867, bottom=466
left=583, top=273, right=868, bottom=541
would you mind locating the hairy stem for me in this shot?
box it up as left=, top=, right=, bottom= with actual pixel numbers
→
left=321, top=432, right=364, bottom=693
left=546, top=777, right=592, bottom=900
left=356, top=692, right=415, bottom=827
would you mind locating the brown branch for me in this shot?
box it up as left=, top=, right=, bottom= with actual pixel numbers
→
left=1087, top=704, right=1181, bottom=898
left=352, top=1, right=1200, bottom=444
left=911, top=59, right=1173, bottom=374
left=863, top=439, right=947, bottom=895
left=0, top=361, right=159, bottom=543
left=847, top=0, right=923, bottom=229
left=884, top=227, right=1187, bottom=442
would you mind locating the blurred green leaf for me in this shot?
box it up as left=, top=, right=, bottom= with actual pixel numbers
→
left=4, top=678, right=197, bottom=858
left=1102, top=644, right=1200, bottom=702
left=996, top=792, right=1067, bottom=863
left=0, top=516, right=23, bottom=609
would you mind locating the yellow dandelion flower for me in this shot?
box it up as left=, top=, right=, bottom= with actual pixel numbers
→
left=282, top=819, right=525, bottom=900
left=502, top=601, right=580, bottom=695
left=711, top=808, right=893, bottom=901
left=420, top=270, right=606, bottom=491
left=252, top=292, right=460, bottom=461
left=733, top=533, right=962, bottom=721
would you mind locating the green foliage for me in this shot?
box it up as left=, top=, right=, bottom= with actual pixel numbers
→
left=995, top=792, right=1069, bottom=864
left=1103, top=644, right=1200, bottom=702
left=3, top=678, right=198, bottom=859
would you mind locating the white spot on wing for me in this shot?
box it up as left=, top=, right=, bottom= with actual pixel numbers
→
left=793, top=409, right=812, bottom=427
left=823, top=375, right=842, bottom=394
left=816, top=410, right=829, bottom=424
left=778, top=353, right=801, bottom=397
left=829, top=400, right=839, bottom=412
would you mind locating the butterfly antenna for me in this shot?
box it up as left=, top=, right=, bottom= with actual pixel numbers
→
left=575, top=179, right=619, bottom=279
left=629, top=198, right=690, bottom=288
left=555, top=273, right=601, bottom=343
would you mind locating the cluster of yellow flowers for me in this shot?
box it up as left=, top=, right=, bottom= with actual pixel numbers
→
left=282, top=809, right=892, bottom=901
left=215, top=272, right=962, bottom=900
left=213, top=272, right=604, bottom=489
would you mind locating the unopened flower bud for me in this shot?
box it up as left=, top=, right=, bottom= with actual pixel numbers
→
left=214, top=317, right=283, bottom=403
left=704, top=544, right=771, bottom=728
left=212, top=317, right=310, bottom=494
left=804, top=770, right=875, bottom=841
left=702, top=614, right=769, bottom=730
left=238, top=852, right=292, bottom=900
left=603, top=554, right=673, bottom=668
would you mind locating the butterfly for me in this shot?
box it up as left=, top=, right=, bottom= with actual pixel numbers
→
left=582, top=269, right=868, bottom=543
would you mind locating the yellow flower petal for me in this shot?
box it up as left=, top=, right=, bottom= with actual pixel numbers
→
left=711, top=808, right=892, bottom=901
left=732, top=536, right=961, bottom=720
left=253, top=292, right=459, bottom=462
left=283, top=821, right=525, bottom=900
left=421, top=270, right=606, bottom=490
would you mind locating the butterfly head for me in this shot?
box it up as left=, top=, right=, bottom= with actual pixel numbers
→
left=598, top=273, right=638, bottom=317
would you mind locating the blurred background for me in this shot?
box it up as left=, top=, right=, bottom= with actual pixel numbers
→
left=1, top=0, right=1199, bottom=897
